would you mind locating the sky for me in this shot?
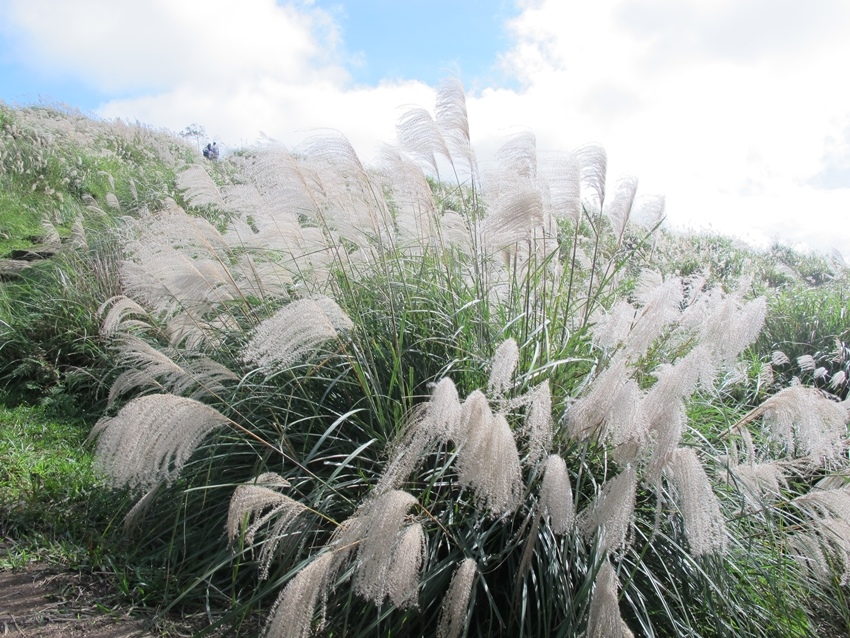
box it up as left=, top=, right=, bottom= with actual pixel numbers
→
left=1, top=0, right=849, bottom=258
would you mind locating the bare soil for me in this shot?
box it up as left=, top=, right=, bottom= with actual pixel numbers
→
left=1, top=567, right=156, bottom=638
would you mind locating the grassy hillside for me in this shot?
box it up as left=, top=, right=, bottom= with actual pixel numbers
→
left=1, top=92, right=849, bottom=638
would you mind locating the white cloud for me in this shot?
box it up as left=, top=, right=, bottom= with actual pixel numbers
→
left=3, top=0, right=849, bottom=256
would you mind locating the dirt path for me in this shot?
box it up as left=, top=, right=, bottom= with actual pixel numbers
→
left=0, top=568, right=155, bottom=638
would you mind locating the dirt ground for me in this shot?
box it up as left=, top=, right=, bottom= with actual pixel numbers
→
left=0, top=567, right=156, bottom=638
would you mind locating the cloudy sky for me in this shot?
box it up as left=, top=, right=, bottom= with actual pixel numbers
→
left=2, top=0, right=849, bottom=257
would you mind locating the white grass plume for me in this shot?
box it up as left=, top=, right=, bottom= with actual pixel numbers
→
left=98, top=295, right=151, bottom=337
left=540, top=455, right=574, bottom=534
left=578, top=467, right=637, bottom=553
left=456, top=391, right=523, bottom=515
left=376, top=378, right=461, bottom=494
left=522, top=380, right=553, bottom=465
left=386, top=522, right=426, bottom=608
left=666, top=448, right=727, bottom=556
left=396, top=107, right=450, bottom=177
left=176, top=164, right=225, bottom=209
left=587, top=561, right=634, bottom=638
left=437, top=558, right=477, bottom=638
left=107, top=335, right=238, bottom=406
left=761, top=384, right=848, bottom=465
left=603, top=176, right=638, bottom=241
left=488, top=338, right=519, bottom=397
left=352, top=490, right=419, bottom=606
left=91, top=394, right=230, bottom=491
left=264, top=552, right=335, bottom=638
left=227, top=473, right=309, bottom=579
left=243, top=297, right=352, bottom=370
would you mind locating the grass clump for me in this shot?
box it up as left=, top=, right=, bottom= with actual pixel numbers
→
left=2, top=84, right=849, bottom=637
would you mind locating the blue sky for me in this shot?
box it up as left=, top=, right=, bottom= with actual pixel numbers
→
left=2, top=0, right=850, bottom=257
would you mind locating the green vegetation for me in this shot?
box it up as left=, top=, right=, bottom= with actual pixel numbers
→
left=1, top=87, right=849, bottom=638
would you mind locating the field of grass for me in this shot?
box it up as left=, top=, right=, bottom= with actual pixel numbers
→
left=2, top=91, right=849, bottom=638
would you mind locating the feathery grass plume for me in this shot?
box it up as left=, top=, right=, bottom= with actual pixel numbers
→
left=540, top=454, right=574, bottom=534
left=437, top=558, right=478, bottom=638
left=378, top=146, right=440, bottom=246
left=591, top=299, right=637, bottom=351
left=264, top=552, right=335, bottom=638
left=578, top=467, right=637, bottom=553
left=176, top=164, right=226, bottom=209
left=726, top=461, right=789, bottom=510
left=790, top=486, right=850, bottom=584
left=98, top=295, right=151, bottom=337
left=586, top=561, right=634, bottom=638
left=479, top=186, right=544, bottom=255
left=603, top=175, right=638, bottom=241
left=797, top=354, right=816, bottom=372
left=455, top=391, right=523, bottom=515
left=665, top=447, right=727, bottom=555
left=352, top=489, right=418, bottom=606
left=377, top=378, right=462, bottom=494
left=701, top=295, right=767, bottom=366
left=91, top=394, right=230, bottom=491
left=606, top=379, right=649, bottom=464
left=386, top=522, right=426, bottom=608
left=107, top=335, right=238, bottom=406
left=830, top=369, right=847, bottom=389
left=242, top=297, right=351, bottom=369
left=568, top=358, right=633, bottom=443
left=643, top=345, right=715, bottom=425
left=522, top=380, right=553, bottom=465
left=621, top=272, right=683, bottom=362
left=496, top=130, right=537, bottom=182
left=772, top=350, right=791, bottom=366
left=227, top=473, right=309, bottom=579
left=646, top=402, right=685, bottom=482
left=435, top=77, right=477, bottom=176
left=542, top=152, right=582, bottom=222
left=488, top=338, right=519, bottom=397
left=761, top=384, right=848, bottom=464
left=396, top=107, right=450, bottom=177
left=574, top=144, right=607, bottom=212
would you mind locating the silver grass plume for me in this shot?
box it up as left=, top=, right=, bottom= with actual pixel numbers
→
left=227, top=473, right=308, bottom=579
left=790, top=486, right=850, bottom=585
left=107, top=335, right=238, bottom=406
left=577, top=467, right=637, bottom=553
left=772, top=350, right=791, bottom=366
left=479, top=185, right=544, bottom=254
left=574, top=144, right=607, bottom=212
left=243, top=297, right=353, bottom=370
left=665, top=448, right=727, bottom=555
left=396, top=107, right=450, bottom=177
left=435, top=77, right=477, bottom=176
left=761, top=385, right=848, bottom=464
left=98, top=295, right=151, bottom=337
left=496, top=130, right=537, bottom=181
left=725, top=461, right=789, bottom=510
left=176, top=164, right=225, bottom=209
left=437, top=558, right=478, bottom=638
left=567, top=358, right=629, bottom=442
left=522, top=381, right=553, bottom=465
left=352, top=490, right=419, bottom=606
left=540, top=455, right=575, bottom=534
left=91, top=394, right=230, bottom=491
left=385, top=523, right=426, bottom=608
left=488, top=338, right=519, bottom=397
left=376, top=378, right=461, bottom=494
left=455, top=391, right=523, bottom=515
left=797, top=354, right=816, bottom=372
left=602, top=176, right=638, bottom=241
left=586, top=561, right=634, bottom=638
left=542, top=152, right=582, bottom=222
left=264, top=552, right=335, bottom=638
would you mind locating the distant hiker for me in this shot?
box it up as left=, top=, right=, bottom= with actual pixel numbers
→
left=203, top=142, right=219, bottom=160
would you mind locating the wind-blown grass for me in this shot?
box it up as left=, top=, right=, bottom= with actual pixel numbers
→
left=2, top=86, right=849, bottom=637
